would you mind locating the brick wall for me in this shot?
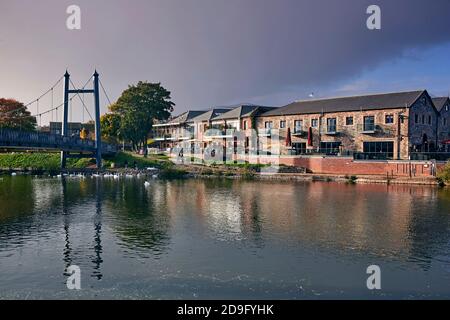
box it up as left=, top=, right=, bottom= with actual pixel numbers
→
left=241, top=154, right=442, bottom=177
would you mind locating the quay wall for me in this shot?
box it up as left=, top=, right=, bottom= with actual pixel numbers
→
left=238, top=155, right=445, bottom=177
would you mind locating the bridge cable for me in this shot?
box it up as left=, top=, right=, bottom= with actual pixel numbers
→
left=1, top=75, right=64, bottom=118
left=69, top=78, right=94, bottom=122
left=99, top=78, right=113, bottom=107
left=24, top=75, right=64, bottom=107
left=51, top=88, right=54, bottom=122
left=36, top=99, right=39, bottom=126
left=82, top=92, right=85, bottom=123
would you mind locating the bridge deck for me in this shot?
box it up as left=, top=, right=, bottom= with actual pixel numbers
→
left=0, top=129, right=117, bottom=155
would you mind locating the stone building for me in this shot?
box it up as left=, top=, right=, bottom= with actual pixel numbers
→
left=256, top=90, right=441, bottom=160
left=433, top=97, right=450, bottom=152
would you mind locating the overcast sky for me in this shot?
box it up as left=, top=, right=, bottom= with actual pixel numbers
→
left=1, top=0, right=450, bottom=123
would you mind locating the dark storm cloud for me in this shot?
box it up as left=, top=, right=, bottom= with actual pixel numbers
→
left=1, top=0, right=450, bottom=115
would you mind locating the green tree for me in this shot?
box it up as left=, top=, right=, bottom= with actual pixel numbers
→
left=100, top=111, right=122, bottom=143
left=0, top=98, right=36, bottom=131
left=112, top=82, right=174, bottom=154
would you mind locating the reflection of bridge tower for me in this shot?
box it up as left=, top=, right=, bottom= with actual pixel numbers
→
left=61, top=178, right=104, bottom=280
left=92, top=179, right=104, bottom=280
left=61, top=70, right=102, bottom=169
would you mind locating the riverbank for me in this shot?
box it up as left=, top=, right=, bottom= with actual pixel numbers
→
left=174, top=163, right=442, bottom=186
left=1, top=152, right=447, bottom=186
left=0, top=152, right=168, bottom=171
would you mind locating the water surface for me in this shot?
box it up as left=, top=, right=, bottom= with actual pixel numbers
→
left=1, top=175, right=450, bottom=299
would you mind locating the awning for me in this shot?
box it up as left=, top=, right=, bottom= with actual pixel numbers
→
left=285, top=127, right=292, bottom=147
left=441, top=139, right=450, bottom=144
left=307, top=127, right=313, bottom=147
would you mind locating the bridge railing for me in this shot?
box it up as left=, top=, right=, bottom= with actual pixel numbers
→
left=0, top=128, right=117, bottom=154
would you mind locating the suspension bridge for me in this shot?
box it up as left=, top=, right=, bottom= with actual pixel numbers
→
left=0, top=70, right=118, bottom=168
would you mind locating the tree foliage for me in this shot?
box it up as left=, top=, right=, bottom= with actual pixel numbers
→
left=106, top=82, right=174, bottom=151
left=0, top=98, right=36, bottom=131
left=100, top=111, right=121, bottom=143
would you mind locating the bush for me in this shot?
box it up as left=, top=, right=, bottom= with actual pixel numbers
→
left=345, top=175, right=358, bottom=184
left=103, top=152, right=161, bottom=169
left=437, top=162, right=450, bottom=186
left=241, top=170, right=255, bottom=179
left=159, top=167, right=187, bottom=179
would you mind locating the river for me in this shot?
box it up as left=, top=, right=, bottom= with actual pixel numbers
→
left=1, top=175, right=450, bottom=299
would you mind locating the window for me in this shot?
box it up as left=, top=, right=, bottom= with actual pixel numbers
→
left=320, top=142, right=341, bottom=155
left=446, top=105, right=449, bottom=111
left=292, top=143, right=306, bottom=155
left=422, top=115, right=425, bottom=124
left=428, top=115, right=432, bottom=125
left=346, top=116, right=354, bottom=126
left=363, top=141, right=394, bottom=159
left=363, top=116, right=375, bottom=131
left=444, top=118, right=447, bottom=126
left=264, top=121, right=273, bottom=129
left=311, top=119, right=318, bottom=128
left=385, top=115, right=394, bottom=124
left=280, top=120, right=286, bottom=129
left=415, top=114, right=419, bottom=124
left=326, top=118, right=337, bottom=133
left=294, top=120, right=303, bottom=133
left=243, top=121, right=247, bottom=130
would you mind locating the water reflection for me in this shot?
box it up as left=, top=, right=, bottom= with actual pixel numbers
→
left=104, top=178, right=171, bottom=257
left=1, top=175, right=450, bottom=298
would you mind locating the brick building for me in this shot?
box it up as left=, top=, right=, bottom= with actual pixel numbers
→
left=152, top=110, right=207, bottom=150
left=256, top=90, right=443, bottom=160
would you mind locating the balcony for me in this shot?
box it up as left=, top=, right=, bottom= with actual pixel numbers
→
left=154, top=134, right=172, bottom=141
left=357, top=123, right=377, bottom=134
left=292, top=129, right=307, bottom=137
left=179, top=130, right=195, bottom=140
left=258, top=128, right=273, bottom=137
left=204, top=128, right=236, bottom=138
left=321, top=126, right=338, bottom=135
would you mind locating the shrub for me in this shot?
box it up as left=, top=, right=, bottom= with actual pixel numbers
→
left=437, top=162, right=450, bottom=186
left=159, top=167, right=187, bottom=179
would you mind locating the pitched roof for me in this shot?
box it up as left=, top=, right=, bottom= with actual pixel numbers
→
left=153, top=110, right=206, bottom=127
left=432, top=97, right=450, bottom=111
left=190, top=108, right=231, bottom=122
left=212, top=105, right=276, bottom=120
left=172, top=110, right=207, bottom=123
left=262, top=90, right=426, bottom=116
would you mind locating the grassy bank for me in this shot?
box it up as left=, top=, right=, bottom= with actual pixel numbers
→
left=0, top=152, right=172, bottom=171
left=0, top=153, right=62, bottom=170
